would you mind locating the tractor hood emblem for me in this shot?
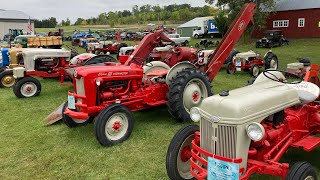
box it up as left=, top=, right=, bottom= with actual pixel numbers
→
left=210, top=115, right=221, bottom=123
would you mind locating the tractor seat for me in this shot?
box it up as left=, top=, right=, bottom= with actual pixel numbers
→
left=154, top=45, right=173, bottom=52
left=288, top=81, right=320, bottom=104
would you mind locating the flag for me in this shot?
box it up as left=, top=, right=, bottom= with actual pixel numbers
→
left=27, top=16, right=33, bottom=35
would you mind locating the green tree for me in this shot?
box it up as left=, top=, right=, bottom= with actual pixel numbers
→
left=213, top=11, right=228, bottom=36
left=206, top=0, right=276, bottom=30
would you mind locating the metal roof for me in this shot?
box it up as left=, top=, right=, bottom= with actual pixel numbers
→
left=274, top=0, right=320, bottom=11
left=178, top=16, right=213, bottom=28
left=0, top=9, right=35, bottom=20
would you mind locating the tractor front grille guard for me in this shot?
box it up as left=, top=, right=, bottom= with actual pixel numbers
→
left=190, top=132, right=244, bottom=180
left=65, top=91, right=89, bottom=120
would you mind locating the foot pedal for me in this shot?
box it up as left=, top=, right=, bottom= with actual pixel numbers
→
left=291, top=136, right=320, bottom=151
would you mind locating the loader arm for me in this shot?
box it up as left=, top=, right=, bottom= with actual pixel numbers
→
left=124, top=30, right=173, bottom=66
left=202, top=2, right=256, bottom=80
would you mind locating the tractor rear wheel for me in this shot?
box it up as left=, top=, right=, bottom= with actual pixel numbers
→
left=0, top=70, right=15, bottom=88
left=265, top=55, right=279, bottom=70
left=94, top=104, right=134, bottom=147
left=62, top=102, right=93, bottom=128
left=13, top=77, right=41, bottom=98
left=84, top=55, right=116, bottom=65
left=285, top=162, right=317, bottom=180
left=167, top=68, right=212, bottom=122
left=166, top=125, right=199, bottom=180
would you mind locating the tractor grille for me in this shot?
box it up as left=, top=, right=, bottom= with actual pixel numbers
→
left=75, top=78, right=85, bottom=104
left=200, top=118, right=237, bottom=159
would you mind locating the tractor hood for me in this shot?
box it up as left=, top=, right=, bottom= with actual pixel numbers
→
left=198, top=81, right=300, bottom=124
left=74, top=63, right=143, bottom=79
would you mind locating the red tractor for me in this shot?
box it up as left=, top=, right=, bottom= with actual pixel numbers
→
left=226, top=50, right=279, bottom=77
left=48, top=2, right=257, bottom=147
left=166, top=64, right=320, bottom=180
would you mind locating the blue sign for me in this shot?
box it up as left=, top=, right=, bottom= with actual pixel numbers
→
left=208, top=19, right=219, bottom=33
left=207, top=157, right=239, bottom=180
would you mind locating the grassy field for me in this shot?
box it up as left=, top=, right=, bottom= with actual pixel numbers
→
left=0, top=38, right=319, bottom=180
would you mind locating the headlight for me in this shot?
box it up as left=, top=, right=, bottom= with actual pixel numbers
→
left=73, top=70, right=77, bottom=78
left=190, top=107, right=201, bottom=122
left=95, top=78, right=101, bottom=86
left=246, top=122, right=265, bottom=142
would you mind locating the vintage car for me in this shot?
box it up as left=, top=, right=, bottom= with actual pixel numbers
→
left=256, top=30, right=288, bottom=48
left=165, top=34, right=191, bottom=46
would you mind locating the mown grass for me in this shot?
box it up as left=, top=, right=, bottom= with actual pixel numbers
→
left=0, top=38, right=319, bottom=179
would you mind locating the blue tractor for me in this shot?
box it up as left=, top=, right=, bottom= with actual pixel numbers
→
left=0, top=48, right=10, bottom=72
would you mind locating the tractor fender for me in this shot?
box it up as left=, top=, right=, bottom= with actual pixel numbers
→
left=166, top=61, right=197, bottom=86
left=143, top=61, right=170, bottom=78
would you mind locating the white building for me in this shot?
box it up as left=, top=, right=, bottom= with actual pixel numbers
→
left=0, top=9, right=35, bottom=39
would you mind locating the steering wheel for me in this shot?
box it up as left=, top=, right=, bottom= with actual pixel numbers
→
left=262, top=69, right=303, bottom=84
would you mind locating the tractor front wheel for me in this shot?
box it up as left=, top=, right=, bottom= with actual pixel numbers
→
left=0, top=70, right=15, bottom=88
left=285, top=162, right=317, bottom=180
left=13, top=77, right=41, bottom=98
left=94, top=104, right=134, bottom=147
left=265, top=55, right=279, bottom=70
left=166, top=125, right=199, bottom=180
left=226, top=62, right=235, bottom=74
left=251, top=65, right=260, bottom=77
left=62, top=102, right=93, bottom=128
left=167, top=68, right=212, bottom=122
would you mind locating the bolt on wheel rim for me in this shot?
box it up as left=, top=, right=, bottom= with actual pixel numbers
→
left=105, top=113, right=128, bottom=141
left=1, top=75, right=15, bottom=87
left=177, top=134, right=194, bottom=179
left=269, top=59, right=278, bottom=69
left=183, top=78, right=208, bottom=113
left=20, top=82, right=37, bottom=97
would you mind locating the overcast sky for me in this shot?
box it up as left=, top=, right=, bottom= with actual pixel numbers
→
left=2, top=0, right=209, bottom=22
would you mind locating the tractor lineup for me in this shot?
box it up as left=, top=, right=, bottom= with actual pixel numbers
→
left=1, top=1, right=319, bottom=180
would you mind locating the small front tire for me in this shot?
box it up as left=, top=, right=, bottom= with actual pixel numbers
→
left=226, top=62, right=235, bottom=74
left=0, top=70, right=15, bottom=88
left=251, top=65, right=260, bottom=77
left=166, top=125, right=199, bottom=180
left=13, top=77, right=41, bottom=98
left=285, top=161, right=317, bottom=180
left=94, top=104, right=134, bottom=147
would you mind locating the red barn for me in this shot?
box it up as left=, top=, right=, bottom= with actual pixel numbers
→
left=253, top=0, right=320, bottom=38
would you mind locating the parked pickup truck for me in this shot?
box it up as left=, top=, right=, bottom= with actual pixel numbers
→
left=166, top=34, right=191, bottom=46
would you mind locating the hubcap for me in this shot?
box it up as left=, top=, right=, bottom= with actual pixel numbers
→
left=304, top=176, right=314, bottom=180
left=1, top=75, right=15, bottom=87
left=105, top=113, right=128, bottom=141
left=183, top=78, right=208, bottom=113
left=269, top=59, right=278, bottom=70
left=20, top=82, right=37, bottom=97
left=177, top=134, right=195, bottom=179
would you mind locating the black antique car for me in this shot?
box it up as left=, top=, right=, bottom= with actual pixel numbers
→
left=256, top=30, right=288, bottom=48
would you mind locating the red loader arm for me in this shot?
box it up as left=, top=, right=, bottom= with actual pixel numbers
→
left=124, top=30, right=173, bottom=66
left=304, top=64, right=319, bottom=86
left=203, top=2, right=256, bottom=80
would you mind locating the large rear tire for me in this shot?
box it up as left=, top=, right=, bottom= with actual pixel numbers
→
left=166, top=125, right=199, bottom=180
left=167, top=68, right=212, bottom=122
left=265, top=54, right=279, bottom=70
left=285, top=162, right=317, bottom=180
left=84, top=55, right=116, bottom=65
left=13, top=77, right=41, bottom=98
left=94, top=104, right=134, bottom=147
